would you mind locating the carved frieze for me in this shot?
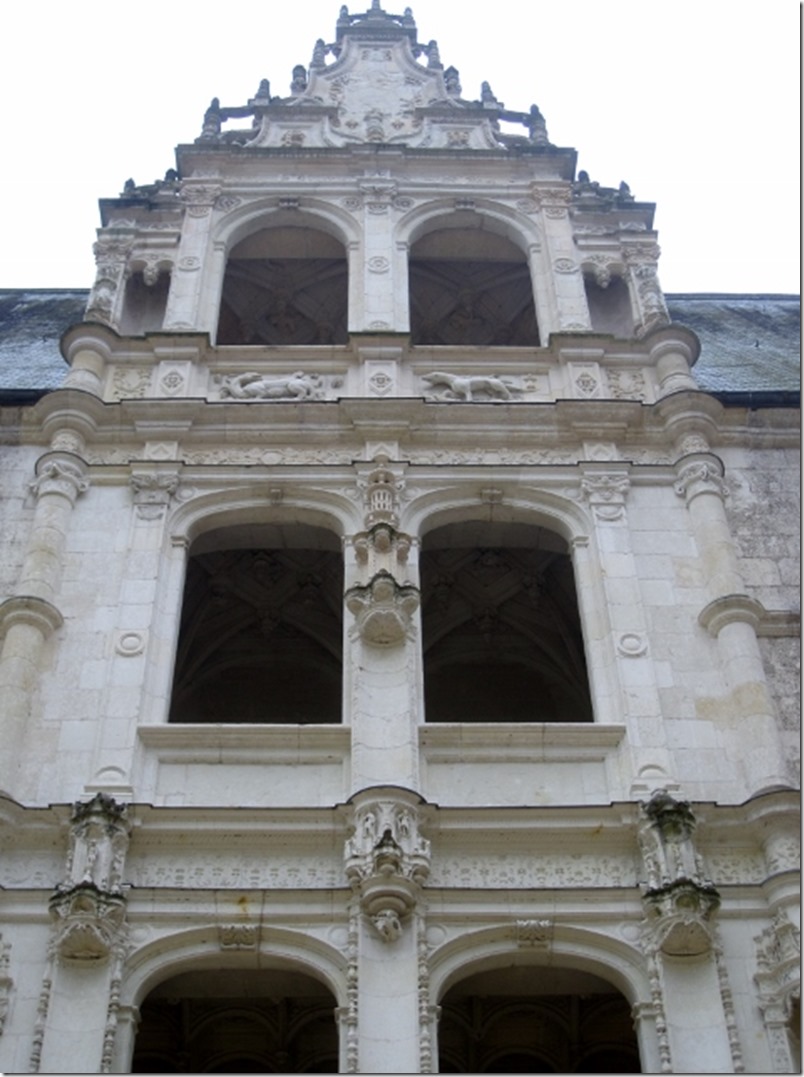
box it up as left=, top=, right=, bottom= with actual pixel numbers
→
left=217, top=371, right=325, bottom=401
left=421, top=371, right=518, bottom=402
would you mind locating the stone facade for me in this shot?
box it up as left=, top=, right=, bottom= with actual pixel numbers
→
left=0, top=3, right=799, bottom=1073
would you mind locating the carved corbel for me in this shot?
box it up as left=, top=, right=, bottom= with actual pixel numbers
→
left=49, top=886, right=128, bottom=965
left=345, top=796, right=431, bottom=942
left=580, top=469, right=630, bottom=521
left=638, top=792, right=720, bottom=957
left=345, top=571, right=420, bottom=646
left=49, top=794, right=131, bottom=965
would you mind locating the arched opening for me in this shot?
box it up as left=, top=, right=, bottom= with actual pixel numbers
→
left=218, top=225, right=348, bottom=345
left=438, top=965, right=641, bottom=1073
left=409, top=219, right=539, bottom=346
left=584, top=275, right=633, bottom=337
left=169, top=523, right=343, bottom=723
left=131, top=967, right=339, bottom=1073
left=119, top=270, right=170, bottom=335
left=420, top=521, right=592, bottom=722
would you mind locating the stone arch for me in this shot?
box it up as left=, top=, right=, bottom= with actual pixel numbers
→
left=405, top=490, right=599, bottom=724
left=429, top=926, right=649, bottom=1074
left=169, top=517, right=345, bottom=724
left=398, top=201, right=543, bottom=346
left=212, top=201, right=359, bottom=346
left=120, top=927, right=346, bottom=1074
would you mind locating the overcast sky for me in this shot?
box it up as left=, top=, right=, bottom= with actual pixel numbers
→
left=1, top=1, right=798, bottom=294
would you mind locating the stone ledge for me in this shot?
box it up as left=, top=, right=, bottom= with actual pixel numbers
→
left=137, top=723, right=351, bottom=765
left=419, top=722, right=625, bottom=763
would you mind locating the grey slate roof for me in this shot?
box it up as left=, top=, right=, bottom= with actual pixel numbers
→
left=0, top=289, right=799, bottom=401
left=0, top=290, right=83, bottom=392
left=666, top=295, right=800, bottom=397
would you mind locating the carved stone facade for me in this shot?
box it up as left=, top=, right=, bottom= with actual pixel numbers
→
left=0, top=3, right=799, bottom=1074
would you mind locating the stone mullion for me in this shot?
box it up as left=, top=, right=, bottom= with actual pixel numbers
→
left=0, top=451, right=89, bottom=795
left=675, top=454, right=788, bottom=793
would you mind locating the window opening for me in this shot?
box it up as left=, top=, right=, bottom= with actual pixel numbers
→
left=169, top=526, right=343, bottom=724
left=218, top=226, right=348, bottom=345
left=421, top=522, right=592, bottom=722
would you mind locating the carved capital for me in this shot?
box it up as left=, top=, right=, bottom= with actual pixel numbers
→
left=29, top=454, right=90, bottom=503
left=580, top=470, right=630, bottom=520
left=345, top=572, right=420, bottom=646
left=129, top=469, right=180, bottom=520
left=674, top=455, right=728, bottom=502
left=356, top=457, right=405, bottom=529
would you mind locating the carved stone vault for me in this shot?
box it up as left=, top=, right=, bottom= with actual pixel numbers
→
left=170, top=531, right=344, bottom=723
left=420, top=522, right=592, bottom=722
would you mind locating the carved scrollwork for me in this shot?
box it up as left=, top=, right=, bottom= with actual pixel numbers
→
left=29, top=455, right=90, bottom=504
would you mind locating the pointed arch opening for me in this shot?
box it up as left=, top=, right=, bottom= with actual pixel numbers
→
left=218, top=225, right=348, bottom=345
left=420, top=521, right=592, bottom=723
left=169, top=523, right=343, bottom=724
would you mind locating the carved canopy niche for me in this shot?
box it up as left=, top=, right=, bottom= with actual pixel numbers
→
left=409, top=223, right=540, bottom=346
left=217, top=225, right=349, bottom=345
left=420, top=522, right=592, bottom=722
left=169, top=524, right=343, bottom=723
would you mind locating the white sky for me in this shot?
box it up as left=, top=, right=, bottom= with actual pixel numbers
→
left=0, top=0, right=799, bottom=294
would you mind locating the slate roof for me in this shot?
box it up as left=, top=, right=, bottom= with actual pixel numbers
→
left=665, top=294, right=800, bottom=400
left=0, top=289, right=799, bottom=403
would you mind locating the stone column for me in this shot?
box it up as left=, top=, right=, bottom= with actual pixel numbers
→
left=344, top=789, right=430, bottom=1073
left=674, top=452, right=788, bottom=793
left=0, top=450, right=89, bottom=795
left=623, top=241, right=670, bottom=338
left=344, top=457, right=422, bottom=791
